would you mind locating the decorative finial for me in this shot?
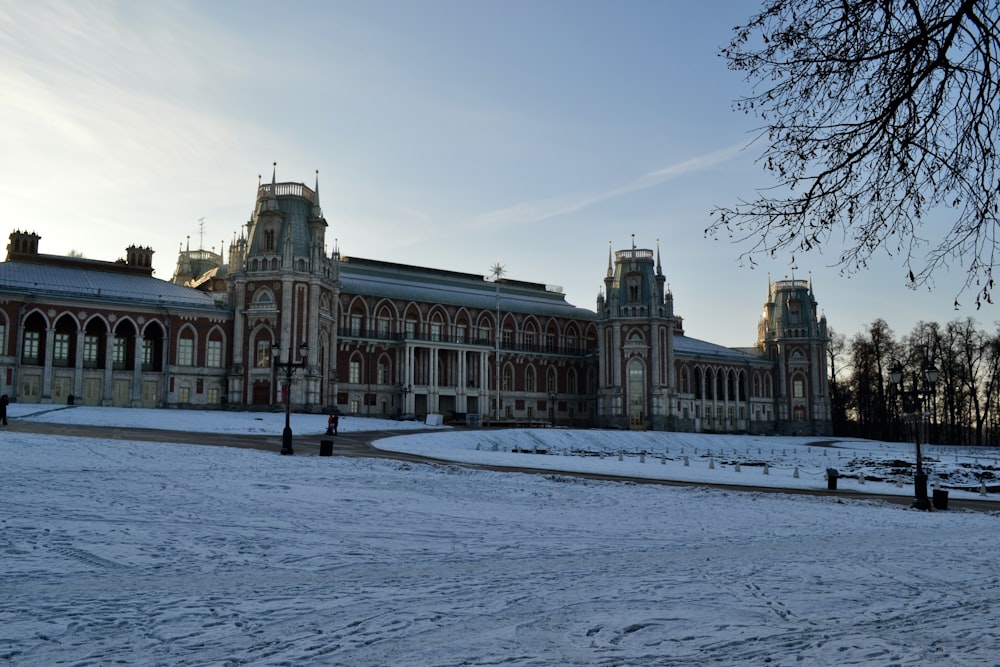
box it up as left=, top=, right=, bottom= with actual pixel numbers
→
left=312, top=169, right=323, bottom=217
left=490, top=261, right=505, bottom=281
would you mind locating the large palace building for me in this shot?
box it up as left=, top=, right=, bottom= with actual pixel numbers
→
left=0, top=171, right=832, bottom=435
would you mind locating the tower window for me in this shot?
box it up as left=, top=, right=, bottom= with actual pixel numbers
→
left=793, top=378, right=805, bottom=399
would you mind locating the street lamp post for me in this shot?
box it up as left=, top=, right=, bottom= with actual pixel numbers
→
left=272, top=341, right=308, bottom=455
left=491, top=262, right=505, bottom=425
left=549, top=392, right=558, bottom=428
left=398, top=383, right=411, bottom=417
left=889, top=358, right=939, bottom=510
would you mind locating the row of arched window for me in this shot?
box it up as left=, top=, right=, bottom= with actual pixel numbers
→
left=13, top=311, right=227, bottom=371
left=341, top=297, right=597, bottom=355
left=677, top=365, right=775, bottom=401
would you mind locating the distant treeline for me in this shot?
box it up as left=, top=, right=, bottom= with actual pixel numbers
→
left=831, top=318, right=1000, bottom=447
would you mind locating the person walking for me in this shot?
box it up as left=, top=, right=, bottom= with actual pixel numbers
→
left=326, top=413, right=335, bottom=436
left=332, top=414, right=339, bottom=435
left=1, top=394, right=9, bottom=426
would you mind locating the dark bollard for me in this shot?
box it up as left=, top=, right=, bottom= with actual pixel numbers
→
left=319, top=439, right=334, bottom=457
left=932, top=488, right=949, bottom=510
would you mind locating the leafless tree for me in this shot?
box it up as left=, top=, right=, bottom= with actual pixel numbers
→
left=847, top=319, right=899, bottom=439
left=708, top=0, right=1000, bottom=306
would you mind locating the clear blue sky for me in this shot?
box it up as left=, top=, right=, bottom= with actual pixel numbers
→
left=0, top=0, right=980, bottom=347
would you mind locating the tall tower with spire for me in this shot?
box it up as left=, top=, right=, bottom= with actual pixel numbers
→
left=228, top=165, right=340, bottom=409
left=757, top=275, right=831, bottom=434
left=595, top=239, right=678, bottom=430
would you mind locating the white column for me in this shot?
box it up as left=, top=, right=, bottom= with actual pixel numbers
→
left=72, top=327, right=85, bottom=400
left=103, top=331, right=115, bottom=406
left=131, top=332, right=144, bottom=406
left=41, top=328, right=55, bottom=403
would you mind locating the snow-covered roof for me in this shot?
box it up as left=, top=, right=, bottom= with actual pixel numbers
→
left=0, top=260, right=229, bottom=312
left=339, top=257, right=596, bottom=320
left=673, top=334, right=766, bottom=364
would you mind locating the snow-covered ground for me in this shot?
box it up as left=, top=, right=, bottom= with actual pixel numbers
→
left=2, top=405, right=999, bottom=666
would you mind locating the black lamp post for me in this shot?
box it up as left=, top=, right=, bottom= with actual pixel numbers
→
left=272, top=341, right=308, bottom=455
left=889, top=358, right=939, bottom=510
left=549, top=392, right=558, bottom=428
left=398, top=383, right=411, bottom=417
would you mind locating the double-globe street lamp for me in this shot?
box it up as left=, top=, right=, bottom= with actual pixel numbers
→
left=272, top=341, right=308, bottom=456
left=398, top=383, right=411, bottom=418
left=549, top=392, right=558, bottom=428
left=888, top=358, right=940, bottom=510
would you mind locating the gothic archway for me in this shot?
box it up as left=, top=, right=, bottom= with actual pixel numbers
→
left=627, top=357, right=646, bottom=430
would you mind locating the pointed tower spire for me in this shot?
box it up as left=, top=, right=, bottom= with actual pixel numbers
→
left=656, top=238, right=663, bottom=276
left=312, top=169, right=323, bottom=218
left=607, top=241, right=613, bottom=278
left=262, top=162, right=279, bottom=212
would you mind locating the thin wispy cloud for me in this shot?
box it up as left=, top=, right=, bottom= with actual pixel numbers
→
left=470, top=144, right=745, bottom=229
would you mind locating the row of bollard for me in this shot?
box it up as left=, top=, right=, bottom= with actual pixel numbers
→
left=476, top=441, right=994, bottom=498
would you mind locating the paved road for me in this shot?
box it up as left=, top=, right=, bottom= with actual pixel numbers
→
left=7, top=420, right=998, bottom=513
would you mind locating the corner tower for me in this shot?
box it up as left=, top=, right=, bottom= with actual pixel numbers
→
left=595, top=240, right=677, bottom=430
left=228, top=166, right=340, bottom=410
left=758, top=277, right=832, bottom=435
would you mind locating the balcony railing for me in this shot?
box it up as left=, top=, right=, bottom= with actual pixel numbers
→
left=257, top=182, right=318, bottom=203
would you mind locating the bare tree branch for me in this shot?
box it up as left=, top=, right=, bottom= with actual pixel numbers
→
left=708, top=0, right=1000, bottom=307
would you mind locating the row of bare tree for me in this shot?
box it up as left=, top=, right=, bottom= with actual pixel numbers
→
left=830, top=318, right=1000, bottom=447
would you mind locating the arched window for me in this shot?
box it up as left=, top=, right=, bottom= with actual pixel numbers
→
left=792, top=373, right=807, bottom=399
left=113, top=320, right=138, bottom=371
left=349, top=352, right=364, bottom=384
left=142, top=322, right=166, bottom=372
left=627, top=358, right=645, bottom=427
left=53, top=314, right=77, bottom=368
left=206, top=330, right=225, bottom=368
left=176, top=328, right=196, bottom=366
left=83, top=318, right=108, bottom=369
left=502, top=364, right=514, bottom=391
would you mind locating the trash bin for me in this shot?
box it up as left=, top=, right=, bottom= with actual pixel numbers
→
left=932, top=488, right=949, bottom=510
left=319, top=439, right=333, bottom=457
left=826, top=468, right=839, bottom=491
left=67, top=394, right=75, bottom=405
